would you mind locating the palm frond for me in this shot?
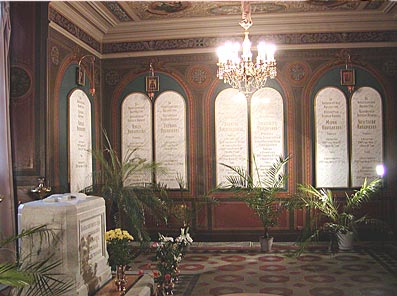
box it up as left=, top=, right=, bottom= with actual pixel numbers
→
left=345, top=178, right=381, bottom=212
left=13, top=257, right=73, bottom=296
left=0, top=225, right=48, bottom=249
left=220, top=163, right=253, bottom=189
left=296, top=184, right=339, bottom=223
left=0, top=226, right=73, bottom=296
left=0, top=263, right=32, bottom=287
left=258, top=155, right=290, bottom=190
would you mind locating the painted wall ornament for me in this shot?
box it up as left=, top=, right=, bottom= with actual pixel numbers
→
left=105, top=70, right=120, bottom=86
left=284, top=61, right=311, bottom=86
left=10, top=66, right=31, bottom=98
left=187, top=65, right=211, bottom=89
left=50, top=46, right=59, bottom=66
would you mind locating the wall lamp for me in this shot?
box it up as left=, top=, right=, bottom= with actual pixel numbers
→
left=76, top=55, right=95, bottom=96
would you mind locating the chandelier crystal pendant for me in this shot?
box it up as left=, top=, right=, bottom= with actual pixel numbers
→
left=217, top=1, right=277, bottom=96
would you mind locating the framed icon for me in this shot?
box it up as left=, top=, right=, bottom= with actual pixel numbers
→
left=146, top=76, right=159, bottom=92
left=340, top=69, right=355, bottom=86
left=76, top=67, right=85, bottom=86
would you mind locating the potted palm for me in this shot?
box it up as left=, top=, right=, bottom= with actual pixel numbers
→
left=290, top=178, right=382, bottom=251
left=87, top=132, right=168, bottom=241
left=219, top=156, right=289, bottom=252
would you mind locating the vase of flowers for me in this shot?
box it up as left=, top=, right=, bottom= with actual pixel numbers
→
left=153, top=228, right=193, bottom=295
left=105, top=228, right=134, bottom=291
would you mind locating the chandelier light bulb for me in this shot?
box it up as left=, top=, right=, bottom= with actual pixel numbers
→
left=266, top=44, right=276, bottom=61
left=242, top=32, right=252, bottom=60
left=217, top=46, right=226, bottom=63
left=256, top=42, right=266, bottom=62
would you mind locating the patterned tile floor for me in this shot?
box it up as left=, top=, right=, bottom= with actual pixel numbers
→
left=132, top=242, right=397, bottom=296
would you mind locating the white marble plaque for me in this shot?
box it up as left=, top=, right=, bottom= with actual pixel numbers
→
left=121, top=93, right=153, bottom=185
left=351, top=87, right=383, bottom=187
left=79, top=214, right=103, bottom=265
left=251, top=88, right=284, bottom=184
left=69, top=89, right=93, bottom=192
left=155, top=91, right=187, bottom=189
left=315, top=87, right=349, bottom=188
left=216, top=89, right=248, bottom=186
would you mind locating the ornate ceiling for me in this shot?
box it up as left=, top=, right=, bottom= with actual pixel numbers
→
left=49, top=1, right=397, bottom=57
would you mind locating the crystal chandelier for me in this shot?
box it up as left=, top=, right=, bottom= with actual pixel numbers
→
left=217, top=1, right=277, bottom=96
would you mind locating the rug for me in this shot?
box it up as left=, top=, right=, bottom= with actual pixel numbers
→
left=132, top=242, right=397, bottom=296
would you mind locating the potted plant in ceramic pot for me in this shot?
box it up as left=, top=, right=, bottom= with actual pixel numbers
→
left=219, top=156, right=290, bottom=252
left=290, top=178, right=382, bottom=251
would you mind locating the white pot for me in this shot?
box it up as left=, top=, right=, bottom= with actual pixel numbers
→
left=259, top=236, right=274, bottom=252
left=337, top=231, right=354, bottom=250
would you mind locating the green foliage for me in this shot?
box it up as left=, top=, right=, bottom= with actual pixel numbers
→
left=287, top=178, right=382, bottom=254
left=218, top=155, right=290, bottom=237
left=0, top=225, right=73, bottom=296
left=0, top=263, right=32, bottom=287
left=87, top=132, right=168, bottom=241
left=13, top=256, right=73, bottom=296
left=291, top=178, right=382, bottom=234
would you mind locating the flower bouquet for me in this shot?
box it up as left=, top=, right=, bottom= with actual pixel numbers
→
left=105, top=228, right=134, bottom=292
left=105, top=228, right=134, bottom=268
left=153, top=228, right=193, bottom=295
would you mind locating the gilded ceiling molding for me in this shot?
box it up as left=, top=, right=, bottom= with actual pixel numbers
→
left=103, top=2, right=131, bottom=22
left=48, top=5, right=397, bottom=57
left=49, top=7, right=101, bottom=53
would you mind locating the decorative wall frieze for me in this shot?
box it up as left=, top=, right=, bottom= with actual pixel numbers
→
left=102, top=38, right=209, bottom=54
left=49, top=7, right=101, bottom=53
left=102, top=31, right=397, bottom=55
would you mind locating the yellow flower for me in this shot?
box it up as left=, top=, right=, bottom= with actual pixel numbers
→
left=105, top=229, right=134, bottom=242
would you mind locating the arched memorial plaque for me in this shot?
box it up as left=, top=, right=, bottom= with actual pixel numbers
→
left=121, top=93, right=153, bottom=185
left=251, top=87, right=284, bottom=184
left=69, top=89, right=93, bottom=192
left=155, top=91, right=187, bottom=189
left=215, top=89, right=248, bottom=186
left=315, top=87, right=349, bottom=188
left=351, top=87, right=383, bottom=187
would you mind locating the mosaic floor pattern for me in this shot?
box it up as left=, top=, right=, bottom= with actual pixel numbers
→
left=133, top=242, right=397, bottom=296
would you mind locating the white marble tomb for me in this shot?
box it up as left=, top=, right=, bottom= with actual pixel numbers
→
left=18, top=193, right=111, bottom=296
